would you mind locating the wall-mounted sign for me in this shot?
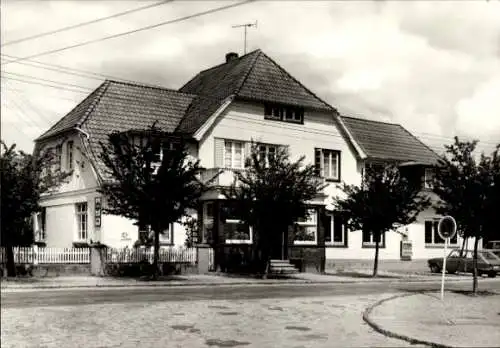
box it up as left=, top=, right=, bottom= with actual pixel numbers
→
left=95, top=197, right=102, bottom=228
left=400, top=240, right=413, bottom=261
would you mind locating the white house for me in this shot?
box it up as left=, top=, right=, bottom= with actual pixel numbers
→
left=34, top=49, right=464, bottom=271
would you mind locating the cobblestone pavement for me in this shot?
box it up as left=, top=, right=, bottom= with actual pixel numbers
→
left=1, top=293, right=427, bottom=348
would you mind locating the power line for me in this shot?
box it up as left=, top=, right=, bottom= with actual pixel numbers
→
left=1, top=54, right=136, bottom=83
left=2, top=76, right=91, bottom=94
left=2, top=71, right=95, bottom=91
left=2, top=1, right=174, bottom=47
left=2, top=0, right=256, bottom=66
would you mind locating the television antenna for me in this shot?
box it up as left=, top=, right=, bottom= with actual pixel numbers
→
left=232, top=21, right=257, bottom=54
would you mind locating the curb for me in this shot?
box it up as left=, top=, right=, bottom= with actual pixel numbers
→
left=362, top=292, right=454, bottom=348
left=0, top=276, right=472, bottom=291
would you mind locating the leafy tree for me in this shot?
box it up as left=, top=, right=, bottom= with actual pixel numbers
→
left=335, top=164, right=431, bottom=277
left=224, top=143, right=325, bottom=276
left=99, top=123, right=214, bottom=277
left=433, top=137, right=500, bottom=293
left=1, top=141, right=70, bottom=276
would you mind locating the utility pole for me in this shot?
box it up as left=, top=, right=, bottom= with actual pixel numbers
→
left=232, top=21, right=257, bottom=55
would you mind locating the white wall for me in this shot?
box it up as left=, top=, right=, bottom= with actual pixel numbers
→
left=325, top=230, right=403, bottom=260
left=41, top=189, right=101, bottom=248
left=38, top=133, right=99, bottom=196
left=198, top=100, right=361, bottom=201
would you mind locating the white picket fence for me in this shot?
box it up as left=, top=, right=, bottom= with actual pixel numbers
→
left=0, top=246, right=198, bottom=265
left=0, top=247, right=90, bottom=264
left=105, top=247, right=197, bottom=264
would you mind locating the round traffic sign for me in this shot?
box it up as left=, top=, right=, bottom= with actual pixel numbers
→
left=437, top=216, right=457, bottom=240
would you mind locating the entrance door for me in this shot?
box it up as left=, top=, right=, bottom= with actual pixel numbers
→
left=270, top=229, right=287, bottom=260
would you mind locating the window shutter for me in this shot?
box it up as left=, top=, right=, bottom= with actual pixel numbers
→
left=314, top=148, right=322, bottom=176
left=214, top=138, right=224, bottom=168
left=323, top=214, right=332, bottom=243
left=425, top=221, right=433, bottom=243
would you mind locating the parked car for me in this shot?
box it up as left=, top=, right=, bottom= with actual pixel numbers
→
left=427, top=249, right=500, bottom=278
left=484, top=240, right=500, bottom=257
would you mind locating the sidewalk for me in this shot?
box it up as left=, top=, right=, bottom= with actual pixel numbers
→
left=364, top=291, right=500, bottom=348
left=0, top=272, right=473, bottom=291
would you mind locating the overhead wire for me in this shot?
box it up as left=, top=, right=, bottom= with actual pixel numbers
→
left=2, top=0, right=257, bottom=66
left=1, top=0, right=174, bottom=47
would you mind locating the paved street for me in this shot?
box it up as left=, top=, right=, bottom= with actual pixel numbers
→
left=2, top=279, right=499, bottom=348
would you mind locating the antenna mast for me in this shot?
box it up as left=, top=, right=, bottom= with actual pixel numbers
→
left=232, top=21, right=257, bottom=54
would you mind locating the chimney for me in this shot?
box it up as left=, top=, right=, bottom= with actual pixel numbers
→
left=225, top=52, right=239, bottom=63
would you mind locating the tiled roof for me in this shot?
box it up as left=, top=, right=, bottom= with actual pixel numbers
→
left=340, top=116, right=440, bottom=165
left=36, top=82, right=108, bottom=141
left=36, top=80, right=195, bottom=181
left=176, top=49, right=333, bottom=134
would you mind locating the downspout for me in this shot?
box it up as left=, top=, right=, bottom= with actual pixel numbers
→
left=75, top=127, right=90, bottom=139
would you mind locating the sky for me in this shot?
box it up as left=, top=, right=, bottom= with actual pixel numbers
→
left=1, top=0, right=499, bottom=156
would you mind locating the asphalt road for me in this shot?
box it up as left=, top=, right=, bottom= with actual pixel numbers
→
left=2, top=278, right=499, bottom=308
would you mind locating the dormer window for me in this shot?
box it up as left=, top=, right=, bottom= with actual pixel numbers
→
left=264, top=103, right=304, bottom=124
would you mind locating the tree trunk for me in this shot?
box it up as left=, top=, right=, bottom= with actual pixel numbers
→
left=460, top=236, right=467, bottom=257
left=153, top=227, right=160, bottom=279
left=472, top=236, right=479, bottom=294
left=373, top=232, right=380, bottom=277
left=6, top=245, right=16, bottom=277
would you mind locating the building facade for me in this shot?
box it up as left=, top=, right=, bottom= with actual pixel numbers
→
left=33, top=49, right=467, bottom=269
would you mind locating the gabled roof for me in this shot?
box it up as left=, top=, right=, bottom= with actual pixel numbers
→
left=176, top=49, right=334, bottom=134
left=36, top=80, right=195, bottom=181
left=340, top=116, right=440, bottom=165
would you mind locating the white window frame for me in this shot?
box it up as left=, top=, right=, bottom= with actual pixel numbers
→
left=159, top=223, right=174, bottom=244
left=224, top=220, right=253, bottom=244
left=258, top=144, right=278, bottom=167
left=75, top=202, right=88, bottom=241
left=425, top=219, right=458, bottom=247
left=294, top=209, right=318, bottom=245
left=325, top=213, right=346, bottom=246
left=55, top=144, right=63, bottom=170
left=317, top=149, right=340, bottom=180
left=362, top=231, right=385, bottom=247
left=66, top=141, right=74, bottom=170
left=424, top=167, right=435, bottom=189
left=224, top=140, right=245, bottom=169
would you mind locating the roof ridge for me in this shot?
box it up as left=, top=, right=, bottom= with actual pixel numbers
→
left=257, top=51, right=334, bottom=111
left=197, top=49, right=261, bottom=75
left=77, top=80, right=111, bottom=128
left=107, top=79, right=196, bottom=97
left=35, top=81, right=107, bottom=141
left=234, top=49, right=262, bottom=95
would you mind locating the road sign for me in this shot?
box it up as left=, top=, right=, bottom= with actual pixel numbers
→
left=437, top=215, right=457, bottom=301
left=437, top=215, right=457, bottom=240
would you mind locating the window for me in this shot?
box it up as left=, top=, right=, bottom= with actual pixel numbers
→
left=66, top=141, right=74, bottom=170
left=325, top=212, right=347, bottom=246
left=55, top=144, right=62, bottom=169
left=424, top=168, right=435, bottom=189
left=425, top=219, right=458, bottom=246
left=202, top=202, right=214, bottom=243
left=221, top=202, right=252, bottom=244
left=258, top=144, right=277, bottom=167
left=33, top=208, right=46, bottom=241
left=315, top=149, right=340, bottom=181
left=159, top=224, right=173, bottom=244
left=362, top=230, right=385, bottom=248
left=224, top=140, right=244, bottom=169
left=75, top=202, right=88, bottom=241
left=294, top=208, right=318, bottom=244
left=264, top=103, right=304, bottom=124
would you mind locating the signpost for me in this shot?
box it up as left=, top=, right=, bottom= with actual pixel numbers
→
left=437, top=215, right=457, bottom=301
